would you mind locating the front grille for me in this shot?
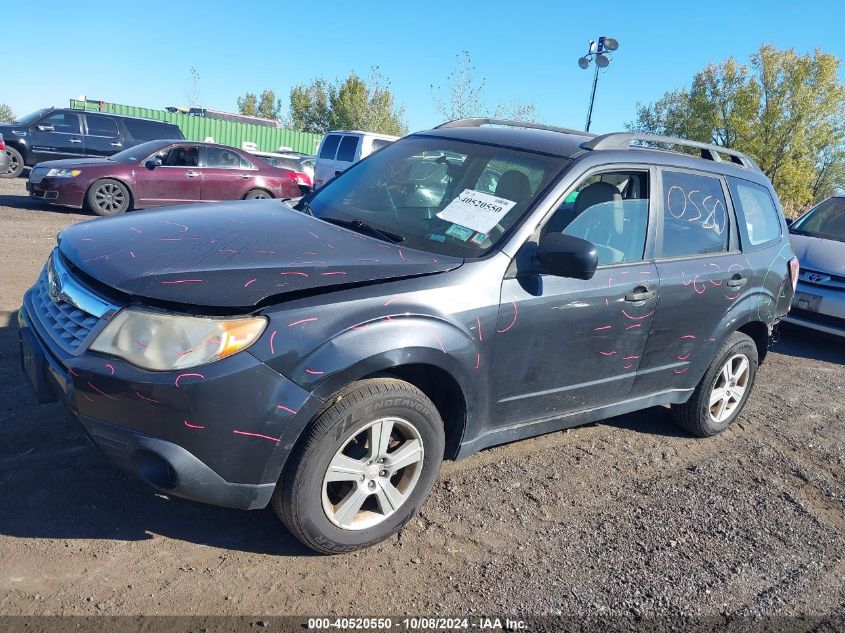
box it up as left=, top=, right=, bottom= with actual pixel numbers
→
left=30, top=267, right=100, bottom=353
left=800, top=268, right=845, bottom=289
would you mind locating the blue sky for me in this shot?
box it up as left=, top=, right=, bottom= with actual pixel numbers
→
left=5, top=0, right=845, bottom=135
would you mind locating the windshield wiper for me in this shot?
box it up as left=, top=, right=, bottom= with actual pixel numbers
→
left=320, top=217, right=405, bottom=244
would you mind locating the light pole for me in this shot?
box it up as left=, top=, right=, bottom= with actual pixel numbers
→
left=578, top=36, right=619, bottom=133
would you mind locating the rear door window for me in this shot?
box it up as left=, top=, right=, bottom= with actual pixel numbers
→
left=337, top=135, right=360, bottom=162
left=319, top=134, right=341, bottom=159
left=205, top=147, right=246, bottom=169
left=85, top=115, right=119, bottom=138
left=659, top=170, right=729, bottom=258
left=727, top=177, right=782, bottom=248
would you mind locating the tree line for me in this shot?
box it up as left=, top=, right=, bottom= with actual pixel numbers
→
left=628, top=45, right=845, bottom=216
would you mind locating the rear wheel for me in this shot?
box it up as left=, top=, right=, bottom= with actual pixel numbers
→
left=2, top=146, right=24, bottom=178
left=244, top=188, right=272, bottom=200
left=671, top=331, right=758, bottom=437
left=274, top=378, right=444, bottom=554
left=86, top=179, right=131, bottom=216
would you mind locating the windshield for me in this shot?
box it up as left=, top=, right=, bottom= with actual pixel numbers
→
left=304, top=136, right=567, bottom=257
left=791, top=197, right=845, bottom=242
left=109, top=140, right=170, bottom=163
left=15, top=109, right=51, bottom=126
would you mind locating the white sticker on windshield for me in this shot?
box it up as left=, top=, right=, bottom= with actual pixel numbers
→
left=436, top=189, right=517, bottom=234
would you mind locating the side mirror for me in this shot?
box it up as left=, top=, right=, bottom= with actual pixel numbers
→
left=37, top=124, right=55, bottom=132
left=144, top=159, right=161, bottom=170
left=536, top=233, right=598, bottom=279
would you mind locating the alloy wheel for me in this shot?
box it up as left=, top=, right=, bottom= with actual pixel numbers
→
left=5, top=150, right=18, bottom=175
left=709, top=353, right=750, bottom=423
left=322, top=416, right=424, bottom=531
left=94, top=183, right=125, bottom=213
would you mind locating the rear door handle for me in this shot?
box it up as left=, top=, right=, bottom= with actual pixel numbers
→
left=624, top=285, right=655, bottom=302
left=69, top=138, right=82, bottom=143
left=110, top=142, right=122, bottom=147
left=726, top=274, right=748, bottom=288
left=185, top=171, right=199, bottom=178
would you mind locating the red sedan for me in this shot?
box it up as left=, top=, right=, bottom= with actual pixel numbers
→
left=26, top=140, right=302, bottom=216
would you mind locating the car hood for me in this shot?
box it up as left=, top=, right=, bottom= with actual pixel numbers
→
left=31, top=158, right=114, bottom=170
left=57, top=200, right=462, bottom=309
left=789, top=232, right=844, bottom=275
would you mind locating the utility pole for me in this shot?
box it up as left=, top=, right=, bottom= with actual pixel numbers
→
left=578, top=36, right=619, bottom=133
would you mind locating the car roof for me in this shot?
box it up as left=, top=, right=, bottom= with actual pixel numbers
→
left=417, top=118, right=769, bottom=185
left=59, top=108, right=180, bottom=126
left=323, top=130, right=399, bottom=140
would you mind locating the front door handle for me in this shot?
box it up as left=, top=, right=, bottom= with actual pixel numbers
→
left=726, top=274, right=748, bottom=288
left=240, top=173, right=251, bottom=179
left=69, top=138, right=82, bottom=143
left=624, top=285, right=655, bottom=302
left=185, top=171, right=199, bottom=178
left=110, top=142, right=122, bottom=147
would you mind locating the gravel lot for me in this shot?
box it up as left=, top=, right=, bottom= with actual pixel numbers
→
left=0, top=176, right=843, bottom=621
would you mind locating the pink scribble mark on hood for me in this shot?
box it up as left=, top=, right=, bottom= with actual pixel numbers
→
left=269, top=330, right=277, bottom=354
left=288, top=317, right=318, bottom=327
left=276, top=404, right=298, bottom=414
left=88, top=381, right=118, bottom=400
left=136, top=392, right=161, bottom=404
left=244, top=278, right=257, bottom=288
left=174, top=372, right=205, bottom=387
left=305, top=368, right=324, bottom=375
left=280, top=271, right=309, bottom=277
left=161, top=279, right=203, bottom=285
left=183, top=420, right=206, bottom=429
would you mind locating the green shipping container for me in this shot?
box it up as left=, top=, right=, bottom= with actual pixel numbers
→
left=69, top=99, right=323, bottom=155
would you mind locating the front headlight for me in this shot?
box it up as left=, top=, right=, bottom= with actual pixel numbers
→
left=46, top=168, right=82, bottom=178
left=90, top=309, right=268, bottom=371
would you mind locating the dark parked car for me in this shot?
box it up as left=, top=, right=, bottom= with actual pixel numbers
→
left=18, top=119, right=797, bottom=553
left=1, top=108, right=184, bottom=179
left=27, top=140, right=302, bottom=215
left=0, top=133, right=9, bottom=175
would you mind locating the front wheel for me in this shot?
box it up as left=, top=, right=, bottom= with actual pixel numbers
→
left=274, top=378, right=444, bottom=554
left=2, top=146, right=24, bottom=178
left=86, top=178, right=131, bottom=216
left=671, top=331, right=758, bottom=437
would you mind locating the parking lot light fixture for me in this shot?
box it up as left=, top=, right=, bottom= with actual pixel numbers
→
left=578, top=36, right=619, bottom=133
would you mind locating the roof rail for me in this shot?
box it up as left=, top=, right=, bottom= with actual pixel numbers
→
left=435, top=118, right=595, bottom=137
left=581, top=132, right=760, bottom=171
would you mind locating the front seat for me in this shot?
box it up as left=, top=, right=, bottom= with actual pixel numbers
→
left=494, top=170, right=532, bottom=204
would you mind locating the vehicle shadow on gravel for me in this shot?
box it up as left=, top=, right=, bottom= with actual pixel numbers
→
left=0, top=193, right=73, bottom=213
left=600, top=406, right=690, bottom=438
left=0, top=316, right=315, bottom=557
left=776, top=325, right=844, bottom=364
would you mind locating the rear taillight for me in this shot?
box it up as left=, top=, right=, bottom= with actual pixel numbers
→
left=0, top=139, right=5, bottom=151
left=789, top=256, right=800, bottom=291
left=294, top=171, right=312, bottom=187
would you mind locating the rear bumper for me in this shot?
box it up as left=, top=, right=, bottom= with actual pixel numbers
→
left=27, top=177, right=86, bottom=208
left=18, top=298, right=324, bottom=510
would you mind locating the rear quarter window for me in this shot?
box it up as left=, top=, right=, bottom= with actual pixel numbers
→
left=122, top=118, right=183, bottom=142
left=727, top=177, right=782, bottom=249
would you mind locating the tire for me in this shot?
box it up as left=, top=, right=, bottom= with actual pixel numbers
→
left=244, top=188, right=272, bottom=200
left=86, top=179, right=131, bottom=216
left=274, top=378, right=445, bottom=554
left=1, top=146, right=24, bottom=178
left=671, top=331, right=759, bottom=437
